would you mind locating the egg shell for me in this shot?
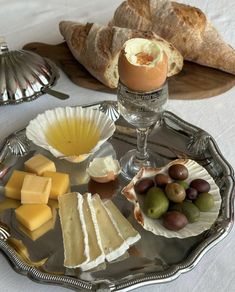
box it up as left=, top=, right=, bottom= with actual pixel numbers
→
left=86, top=156, right=121, bottom=183
left=90, top=171, right=117, bottom=183
left=118, top=49, right=168, bottom=92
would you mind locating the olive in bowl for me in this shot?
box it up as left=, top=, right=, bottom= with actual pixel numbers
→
left=134, top=178, right=154, bottom=194
left=163, top=211, right=188, bottom=231
left=168, top=164, right=189, bottom=180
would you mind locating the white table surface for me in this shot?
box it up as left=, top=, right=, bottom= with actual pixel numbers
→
left=0, top=0, right=235, bottom=291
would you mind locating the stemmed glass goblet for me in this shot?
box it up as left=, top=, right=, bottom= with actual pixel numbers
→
left=117, top=80, right=168, bottom=180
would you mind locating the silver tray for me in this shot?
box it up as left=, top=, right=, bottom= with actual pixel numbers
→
left=0, top=101, right=234, bottom=291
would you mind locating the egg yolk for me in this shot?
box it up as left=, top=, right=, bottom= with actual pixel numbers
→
left=136, top=52, right=154, bottom=65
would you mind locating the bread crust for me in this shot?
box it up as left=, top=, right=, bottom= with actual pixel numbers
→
left=60, top=21, right=183, bottom=88
left=110, top=0, right=235, bottom=75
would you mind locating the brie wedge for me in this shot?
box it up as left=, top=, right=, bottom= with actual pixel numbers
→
left=104, top=200, right=141, bottom=246
left=80, top=193, right=105, bottom=271
left=91, top=194, right=129, bottom=262
left=58, top=192, right=89, bottom=268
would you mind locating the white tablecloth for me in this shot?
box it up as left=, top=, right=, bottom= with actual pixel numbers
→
left=0, top=1, right=234, bottom=291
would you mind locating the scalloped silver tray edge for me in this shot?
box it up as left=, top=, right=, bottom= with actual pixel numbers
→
left=0, top=101, right=234, bottom=292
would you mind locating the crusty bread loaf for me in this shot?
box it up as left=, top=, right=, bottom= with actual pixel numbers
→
left=109, top=0, right=235, bottom=75
left=59, top=21, right=183, bottom=88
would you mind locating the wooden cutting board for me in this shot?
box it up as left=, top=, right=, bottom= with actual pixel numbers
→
left=23, top=42, right=235, bottom=100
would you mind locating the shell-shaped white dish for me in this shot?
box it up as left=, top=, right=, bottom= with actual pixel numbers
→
left=122, top=159, right=222, bottom=238
left=26, top=107, right=115, bottom=163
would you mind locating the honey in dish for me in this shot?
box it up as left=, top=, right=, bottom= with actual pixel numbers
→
left=45, top=117, right=100, bottom=156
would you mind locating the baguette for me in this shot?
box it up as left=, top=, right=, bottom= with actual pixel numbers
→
left=59, top=21, right=183, bottom=88
left=109, top=0, right=235, bottom=75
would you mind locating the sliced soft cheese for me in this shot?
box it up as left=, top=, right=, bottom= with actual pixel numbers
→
left=58, top=192, right=89, bottom=268
left=104, top=200, right=141, bottom=246
left=80, top=193, right=105, bottom=271
left=91, top=194, right=129, bottom=262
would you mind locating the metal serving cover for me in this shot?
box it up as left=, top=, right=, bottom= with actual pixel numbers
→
left=0, top=39, right=58, bottom=105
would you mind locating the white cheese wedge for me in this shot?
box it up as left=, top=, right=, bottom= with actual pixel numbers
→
left=91, top=194, right=129, bottom=262
left=58, top=192, right=89, bottom=268
left=104, top=200, right=141, bottom=246
left=80, top=193, right=105, bottom=271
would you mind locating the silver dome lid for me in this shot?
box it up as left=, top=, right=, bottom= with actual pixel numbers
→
left=0, top=39, right=69, bottom=105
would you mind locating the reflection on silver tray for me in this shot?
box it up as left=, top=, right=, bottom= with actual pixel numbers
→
left=0, top=101, right=234, bottom=291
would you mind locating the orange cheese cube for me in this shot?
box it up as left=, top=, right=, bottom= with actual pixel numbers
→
left=21, top=175, right=51, bottom=204
left=0, top=198, right=21, bottom=212
left=18, top=208, right=57, bottom=241
left=4, top=170, right=35, bottom=200
left=24, top=154, right=56, bottom=175
left=43, top=171, right=70, bottom=199
left=15, top=204, right=52, bottom=231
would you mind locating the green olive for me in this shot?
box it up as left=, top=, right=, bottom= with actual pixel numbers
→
left=170, top=203, right=183, bottom=213
left=170, top=201, right=200, bottom=223
left=175, top=180, right=189, bottom=190
left=181, top=201, right=200, bottom=223
left=194, top=192, right=214, bottom=212
left=144, top=187, right=169, bottom=219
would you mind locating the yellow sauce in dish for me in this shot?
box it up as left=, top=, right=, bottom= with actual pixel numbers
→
left=45, top=117, right=100, bottom=156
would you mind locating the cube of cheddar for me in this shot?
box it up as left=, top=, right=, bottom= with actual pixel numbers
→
left=43, top=171, right=70, bottom=199
left=15, top=204, right=52, bottom=231
left=0, top=198, right=21, bottom=212
left=24, top=154, right=56, bottom=175
left=4, top=170, right=35, bottom=200
left=18, top=208, right=57, bottom=241
left=21, top=175, right=51, bottom=204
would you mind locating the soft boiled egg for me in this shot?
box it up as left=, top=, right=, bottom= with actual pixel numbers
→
left=118, top=38, right=168, bottom=92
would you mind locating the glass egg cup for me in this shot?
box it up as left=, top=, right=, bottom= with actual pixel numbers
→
left=117, top=80, right=168, bottom=180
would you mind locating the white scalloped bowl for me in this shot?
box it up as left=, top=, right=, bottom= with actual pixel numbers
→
left=122, top=159, right=222, bottom=238
left=26, top=107, right=116, bottom=163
